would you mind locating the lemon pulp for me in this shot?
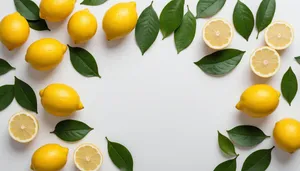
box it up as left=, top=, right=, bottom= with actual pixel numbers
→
left=74, top=144, right=103, bottom=171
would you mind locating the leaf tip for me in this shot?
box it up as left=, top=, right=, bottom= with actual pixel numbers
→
left=105, top=137, right=109, bottom=142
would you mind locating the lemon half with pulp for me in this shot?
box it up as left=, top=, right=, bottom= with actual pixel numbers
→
left=74, top=143, right=103, bottom=171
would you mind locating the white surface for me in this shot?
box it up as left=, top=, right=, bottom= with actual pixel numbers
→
left=0, top=0, right=300, bottom=170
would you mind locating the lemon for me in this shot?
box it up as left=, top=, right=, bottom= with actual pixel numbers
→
left=39, top=0, right=75, bottom=22
left=203, top=18, right=233, bottom=50
left=8, top=111, right=38, bottom=143
left=25, top=38, right=67, bottom=71
left=236, top=84, right=280, bottom=118
left=40, top=83, right=84, bottom=117
left=31, top=144, right=68, bottom=171
left=68, top=9, right=98, bottom=44
left=0, top=12, right=30, bottom=50
left=250, top=46, right=280, bottom=78
left=74, top=144, right=103, bottom=171
left=103, top=2, right=138, bottom=40
left=265, top=21, right=294, bottom=50
left=274, top=118, right=300, bottom=153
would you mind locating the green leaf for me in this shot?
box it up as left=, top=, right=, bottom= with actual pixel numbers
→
left=160, top=0, right=185, bottom=39
left=196, top=0, right=226, bottom=18
left=28, top=19, right=50, bottom=31
left=174, top=6, right=196, bottom=54
left=256, top=0, right=276, bottom=39
left=135, top=1, right=160, bottom=55
left=14, top=76, right=37, bottom=113
left=80, top=0, right=107, bottom=6
left=68, top=45, right=101, bottom=78
left=106, top=137, right=134, bottom=171
left=195, top=49, right=245, bottom=76
left=14, top=0, right=40, bottom=20
left=295, top=56, right=300, bottom=64
left=51, top=119, right=93, bottom=142
left=214, top=157, right=238, bottom=171
left=242, top=147, right=275, bottom=171
left=218, top=131, right=237, bottom=157
left=0, top=85, right=14, bottom=111
left=227, top=125, right=270, bottom=147
left=281, top=67, right=298, bottom=106
left=0, top=58, right=15, bottom=76
left=233, top=0, right=254, bottom=41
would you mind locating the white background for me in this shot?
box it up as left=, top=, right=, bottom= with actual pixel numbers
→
left=0, top=0, right=300, bottom=170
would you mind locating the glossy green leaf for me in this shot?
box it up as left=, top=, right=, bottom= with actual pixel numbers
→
left=68, top=45, right=101, bottom=78
left=51, top=120, right=93, bottom=142
left=28, top=19, right=50, bottom=31
left=0, top=85, right=14, bottom=111
left=106, top=137, right=134, bottom=171
left=174, top=6, right=196, bottom=54
left=295, top=56, right=300, bottom=64
left=160, top=0, right=185, bottom=38
left=135, top=1, right=160, bottom=55
left=195, top=49, right=245, bottom=76
left=256, top=0, right=276, bottom=39
left=80, top=0, right=107, bottom=6
left=281, top=67, right=298, bottom=106
left=233, top=0, right=254, bottom=41
left=14, top=0, right=40, bottom=20
left=227, top=125, right=270, bottom=147
left=218, top=131, right=237, bottom=157
left=242, top=147, right=274, bottom=171
left=196, top=0, right=226, bottom=18
left=214, top=157, right=238, bottom=171
left=0, top=58, right=15, bottom=76
left=14, top=76, right=38, bottom=113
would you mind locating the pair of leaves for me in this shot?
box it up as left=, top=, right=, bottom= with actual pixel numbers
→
left=195, top=49, right=245, bottom=76
left=68, top=45, right=101, bottom=78
left=14, top=0, right=50, bottom=31
left=281, top=67, right=298, bottom=106
left=80, top=0, right=107, bottom=6
left=51, top=120, right=93, bottom=142
left=256, top=0, right=276, bottom=38
left=0, top=58, right=15, bottom=76
left=196, top=0, right=226, bottom=18
left=242, top=147, right=274, bottom=171
left=106, top=137, right=134, bottom=171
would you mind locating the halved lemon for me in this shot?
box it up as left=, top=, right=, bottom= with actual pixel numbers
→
left=74, top=143, right=103, bottom=171
left=8, top=111, right=38, bottom=143
left=265, top=21, right=294, bottom=50
left=203, top=18, right=233, bottom=50
left=250, top=46, right=280, bottom=78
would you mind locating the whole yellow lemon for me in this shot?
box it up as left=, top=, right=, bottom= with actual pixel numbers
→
left=39, top=0, right=75, bottom=22
left=0, top=12, right=30, bottom=50
left=40, top=83, right=84, bottom=117
left=31, top=144, right=68, bottom=171
left=68, top=9, right=98, bottom=44
left=236, top=84, right=280, bottom=118
left=103, top=2, right=138, bottom=40
left=274, top=118, right=300, bottom=153
left=25, top=38, right=67, bottom=71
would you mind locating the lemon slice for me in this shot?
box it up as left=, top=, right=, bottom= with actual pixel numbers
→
left=74, top=143, right=103, bottom=171
left=203, top=18, right=233, bottom=50
left=8, top=111, right=38, bottom=143
left=265, top=21, right=294, bottom=50
left=250, top=46, right=280, bottom=78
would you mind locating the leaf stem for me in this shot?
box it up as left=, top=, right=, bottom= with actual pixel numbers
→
left=256, top=32, right=260, bottom=39
left=150, top=1, right=153, bottom=6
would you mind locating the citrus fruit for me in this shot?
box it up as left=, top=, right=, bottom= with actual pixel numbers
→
left=202, top=18, right=233, bottom=50
left=39, top=0, right=75, bottom=22
left=0, top=12, right=30, bottom=50
left=274, top=118, right=300, bottom=153
left=236, top=84, right=280, bottom=118
left=74, top=143, right=103, bottom=171
left=250, top=46, right=280, bottom=78
left=40, top=83, right=84, bottom=117
left=25, top=38, right=67, bottom=71
left=265, top=21, right=294, bottom=50
left=68, top=9, right=98, bottom=44
left=103, top=2, right=138, bottom=40
left=8, top=111, right=38, bottom=143
left=31, top=144, right=68, bottom=171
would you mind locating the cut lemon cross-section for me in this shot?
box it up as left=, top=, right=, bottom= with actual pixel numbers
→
left=74, top=143, right=103, bottom=171
left=250, top=46, right=280, bottom=78
left=203, top=18, right=233, bottom=50
left=8, top=111, right=39, bottom=143
left=265, top=21, right=294, bottom=50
